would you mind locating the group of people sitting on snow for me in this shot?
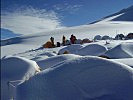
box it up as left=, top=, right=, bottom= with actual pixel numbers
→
left=43, top=34, right=92, bottom=48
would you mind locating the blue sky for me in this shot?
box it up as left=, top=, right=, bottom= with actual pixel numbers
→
left=1, top=0, right=133, bottom=36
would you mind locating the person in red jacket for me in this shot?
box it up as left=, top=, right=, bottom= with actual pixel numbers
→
left=70, top=34, right=77, bottom=44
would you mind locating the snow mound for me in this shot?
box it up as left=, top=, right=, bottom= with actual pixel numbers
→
left=16, top=56, right=133, bottom=100
left=76, top=44, right=107, bottom=56
left=1, top=56, right=40, bottom=100
left=37, top=54, right=81, bottom=70
left=58, top=44, right=83, bottom=54
left=103, top=43, right=133, bottom=58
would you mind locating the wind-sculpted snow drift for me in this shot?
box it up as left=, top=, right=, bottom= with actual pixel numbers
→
left=103, top=43, right=133, bottom=58
left=58, top=44, right=84, bottom=54
left=58, top=44, right=107, bottom=56
left=16, top=56, right=133, bottom=100
left=1, top=56, right=40, bottom=100
left=76, top=44, right=107, bottom=56
left=37, top=54, right=81, bottom=70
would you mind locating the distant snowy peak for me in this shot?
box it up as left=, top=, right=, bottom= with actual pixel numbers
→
left=106, top=5, right=133, bottom=21
left=90, top=5, right=133, bottom=24
left=1, top=28, right=20, bottom=40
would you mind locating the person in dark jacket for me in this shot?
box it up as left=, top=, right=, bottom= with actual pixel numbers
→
left=50, top=37, right=55, bottom=47
left=62, top=35, right=66, bottom=46
left=57, top=42, right=61, bottom=47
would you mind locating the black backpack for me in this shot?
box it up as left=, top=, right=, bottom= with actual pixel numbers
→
left=57, top=42, right=61, bottom=47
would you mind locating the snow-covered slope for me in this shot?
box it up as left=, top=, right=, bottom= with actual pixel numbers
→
left=16, top=56, right=133, bottom=100
left=91, top=5, right=133, bottom=23
left=1, top=6, right=133, bottom=57
left=106, top=5, right=133, bottom=21
left=1, top=28, right=20, bottom=40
